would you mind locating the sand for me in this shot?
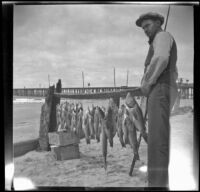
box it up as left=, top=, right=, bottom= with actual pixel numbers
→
left=12, top=99, right=196, bottom=189
left=14, top=133, right=148, bottom=188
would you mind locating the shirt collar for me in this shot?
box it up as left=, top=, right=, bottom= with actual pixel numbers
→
left=148, top=28, right=163, bottom=45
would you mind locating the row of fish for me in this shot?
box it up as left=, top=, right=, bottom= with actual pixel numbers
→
left=94, top=93, right=148, bottom=171
left=56, top=101, right=103, bottom=143
left=55, top=93, right=148, bottom=174
left=116, top=93, right=148, bottom=163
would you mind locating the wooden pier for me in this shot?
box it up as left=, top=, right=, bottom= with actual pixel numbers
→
left=13, top=86, right=138, bottom=98
left=177, top=83, right=193, bottom=99
left=13, top=83, right=193, bottom=99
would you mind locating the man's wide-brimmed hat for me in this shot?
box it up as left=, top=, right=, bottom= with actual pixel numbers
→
left=136, top=12, right=164, bottom=27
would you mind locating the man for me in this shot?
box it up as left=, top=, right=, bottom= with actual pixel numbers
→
left=134, top=12, right=178, bottom=187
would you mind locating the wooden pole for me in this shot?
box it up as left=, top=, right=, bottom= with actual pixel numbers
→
left=126, top=70, right=129, bottom=87
left=49, top=85, right=57, bottom=133
left=114, top=68, right=116, bottom=88
left=164, top=5, right=170, bottom=31
left=48, top=74, right=50, bottom=87
left=56, top=79, right=62, bottom=104
left=39, top=85, right=54, bottom=151
left=82, top=71, right=85, bottom=88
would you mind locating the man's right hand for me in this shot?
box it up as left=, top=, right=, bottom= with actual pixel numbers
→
left=140, top=84, right=151, bottom=97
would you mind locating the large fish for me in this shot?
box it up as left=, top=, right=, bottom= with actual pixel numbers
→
left=125, top=93, right=148, bottom=143
left=57, top=102, right=66, bottom=132
left=102, top=125, right=107, bottom=171
left=98, top=106, right=107, bottom=170
left=104, top=108, right=116, bottom=147
left=94, top=106, right=101, bottom=143
left=123, top=109, right=140, bottom=160
left=72, top=102, right=83, bottom=135
left=76, top=108, right=85, bottom=139
left=122, top=113, right=129, bottom=145
left=116, top=106, right=126, bottom=147
left=88, top=106, right=95, bottom=139
left=70, top=110, right=77, bottom=133
left=62, top=101, right=72, bottom=131
left=82, top=110, right=91, bottom=144
left=106, top=98, right=118, bottom=141
left=56, top=104, right=61, bottom=131
left=98, top=98, right=119, bottom=170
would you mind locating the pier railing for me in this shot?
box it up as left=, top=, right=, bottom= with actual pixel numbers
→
left=13, top=86, right=138, bottom=98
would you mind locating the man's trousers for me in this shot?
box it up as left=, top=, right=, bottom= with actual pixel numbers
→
left=147, top=83, right=178, bottom=188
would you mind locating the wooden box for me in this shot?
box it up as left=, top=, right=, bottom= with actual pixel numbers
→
left=50, top=144, right=80, bottom=161
left=48, top=131, right=80, bottom=146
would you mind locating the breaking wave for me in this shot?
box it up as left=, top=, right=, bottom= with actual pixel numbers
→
left=13, top=98, right=45, bottom=104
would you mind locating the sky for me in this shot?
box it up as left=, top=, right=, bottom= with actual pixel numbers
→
left=13, top=3, right=194, bottom=88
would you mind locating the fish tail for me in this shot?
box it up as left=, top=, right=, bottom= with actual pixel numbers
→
left=96, top=136, right=100, bottom=143
left=134, top=152, right=140, bottom=161
left=86, top=138, right=90, bottom=144
left=119, top=137, right=126, bottom=147
left=102, top=130, right=107, bottom=170
left=109, top=138, right=113, bottom=147
left=142, top=132, right=148, bottom=144
left=103, top=157, right=107, bottom=171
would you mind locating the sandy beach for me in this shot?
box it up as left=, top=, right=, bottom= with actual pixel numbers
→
left=12, top=98, right=196, bottom=190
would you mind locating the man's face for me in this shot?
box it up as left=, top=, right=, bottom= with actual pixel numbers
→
left=141, top=19, right=160, bottom=39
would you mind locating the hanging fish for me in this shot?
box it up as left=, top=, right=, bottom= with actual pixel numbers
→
left=122, top=112, right=129, bottom=145
left=116, top=106, right=126, bottom=148
left=102, top=125, right=107, bottom=171
left=104, top=107, right=114, bottom=147
left=94, top=106, right=101, bottom=143
left=125, top=92, right=148, bottom=143
left=105, top=98, right=118, bottom=145
left=56, top=104, right=61, bottom=131
left=77, top=108, right=85, bottom=139
left=88, top=106, right=95, bottom=139
left=98, top=106, right=107, bottom=170
left=98, top=98, right=119, bottom=171
left=82, top=110, right=91, bottom=144
left=123, top=109, right=140, bottom=160
left=70, top=110, right=77, bottom=133
left=58, top=102, right=66, bottom=132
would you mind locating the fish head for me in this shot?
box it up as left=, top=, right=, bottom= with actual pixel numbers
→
left=98, top=107, right=105, bottom=119
left=56, top=104, right=61, bottom=110
left=108, top=98, right=115, bottom=107
left=94, top=106, right=100, bottom=117
left=78, top=108, right=83, bottom=117
left=118, top=108, right=123, bottom=115
left=71, top=111, right=76, bottom=124
left=125, top=92, right=137, bottom=108
left=82, top=111, right=89, bottom=126
left=125, top=105, right=137, bottom=122
left=70, top=103, right=74, bottom=109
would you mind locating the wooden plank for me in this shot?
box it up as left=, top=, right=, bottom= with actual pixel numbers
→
left=54, top=88, right=143, bottom=100
left=14, top=139, right=39, bottom=158
left=50, top=144, right=80, bottom=161
left=48, top=131, right=80, bottom=146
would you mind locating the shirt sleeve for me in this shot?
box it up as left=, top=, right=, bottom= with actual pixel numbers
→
left=141, top=32, right=174, bottom=95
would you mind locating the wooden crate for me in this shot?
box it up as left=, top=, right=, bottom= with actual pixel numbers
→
left=50, top=144, right=80, bottom=161
left=48, top=131, right=80, bottom=146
